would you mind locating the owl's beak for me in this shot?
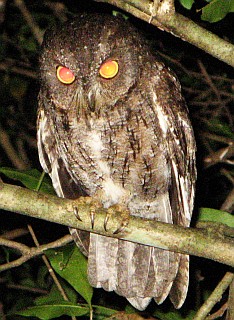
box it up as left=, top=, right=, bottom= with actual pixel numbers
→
left=87, top=91, right=97, bottom=113
left=74, top=88, right=97, bottom=115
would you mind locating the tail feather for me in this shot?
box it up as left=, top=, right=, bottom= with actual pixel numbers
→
left=116, top=241, right=155, bottom=298
left=88, top=233, right=118, bottom=291
left=169, top=254, right=190, bottom=309
left=86, top=232, right=183, bottom=310
left=127, top=297, right=152, bottom=311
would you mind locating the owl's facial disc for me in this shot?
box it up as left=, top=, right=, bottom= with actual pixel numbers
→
left=40, top=15, right=142, bottom=114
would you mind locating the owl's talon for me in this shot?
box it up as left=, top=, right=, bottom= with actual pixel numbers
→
left=104, top=213, right=110, bottom=232
left=105, top=204, right=130, bottom=234
left=90, top=210, right=95, bottom=229
left=73, top=206, right=82, bottom=221
left=113, top=223, right=126, bottom=234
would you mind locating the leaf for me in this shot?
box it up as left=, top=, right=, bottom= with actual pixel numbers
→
left=198, top=208, right=234, bottom=227
left=15, top=301, right=89, bottom=319
left=112, top=10, right=129, bottom=20
left=201, top=0, right=234, bottom=22
left=153, top=309, right=196, bottom=320
left=179, top=0, right=194, bottom=10
left=35, top=282, right=78, bottom=306
left=206, top=119, right=234, bottom=139
left=16, top=303, right=117, bottom=319
left=46, top=244, right=93, bottom=307
left=93, top=305, right=118, bottom=317
left=0, top=167, right=55, bottom=194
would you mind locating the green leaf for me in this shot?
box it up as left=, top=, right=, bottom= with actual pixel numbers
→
left=231, top=0, right=234, bottom=10
left=198, top=208, right=234, bottom=227
left=112, top=10, right=129, bottom=20
left=46, top=244, right=93, bottom=307
left=179, top=0, right=194, bottom=10
left=0, top=167, right=55, bottom=194
left=154, top=309, right=196, bottom=320
left=35, top=282, right=78, bottom=306
left=16, top=303, right=117, bottom=319
left=201, top=0, right=234, bottom=22
left=15, top=301, right=89, bottom=319
left=206, top=119, right=234, bottom=139
left=93, top=305, right=117, bottom=317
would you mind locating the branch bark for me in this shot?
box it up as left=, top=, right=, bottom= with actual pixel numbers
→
left=0, top=182, right=233, bottom=268
left=0, top=234, right=72, bottom=271
left=95, top=0, right=234, bottom=67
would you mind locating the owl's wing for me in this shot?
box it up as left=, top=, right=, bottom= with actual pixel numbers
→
left=37, top=98, right=90, bottom=255
left=150, top=67, right=196, bottom=227
left=168, top=111, right=196, bottom=308
left=37, top=95, right=87, bottom=199
left=150, top=68, right=196, bottom=308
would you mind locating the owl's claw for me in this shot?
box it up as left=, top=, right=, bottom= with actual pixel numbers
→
left=72, top=196, right=129, bottom=234
left=72, top=196, right=102, bottom=229
left=105, top=204, right=130, bottom=234
left=73, top=206, right=82, bottom=221
left=113, top=222, right=128, bottom=234
left=104, top=213, right=110, bottom=232
left=90, top=209, right=95, bottom=229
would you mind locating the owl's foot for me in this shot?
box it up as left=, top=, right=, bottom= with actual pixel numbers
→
left=105, top=204, right=130, bottom=234
left=72, top=196, right=130, bottom=234
left=72, top=196, right=103, bottom=229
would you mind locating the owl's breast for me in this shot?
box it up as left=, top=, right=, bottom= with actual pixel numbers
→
left=57, top=109, right=170, bottom=212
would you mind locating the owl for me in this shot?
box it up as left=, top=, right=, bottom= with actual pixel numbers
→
left=37, top=13, right=196, bottom=311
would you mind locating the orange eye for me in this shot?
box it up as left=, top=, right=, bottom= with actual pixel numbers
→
left=56, top=66, right=75, bottom=84
left=99, top=60, right=118, bottom=79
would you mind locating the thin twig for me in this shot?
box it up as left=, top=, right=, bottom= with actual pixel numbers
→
left=0, top=60, right=36, bottom=78
left=0, top=234, right=73, bottom=272
left=27, top=224, right=77, bottom=320
left=14, top=0, right=43, bottom=44
left=197, top=60, right=221, bottom=102
left=193, top=272, right=234, bottom=320
left=2, top=228, right=29, bottom=240
left=4, top=283, right=48, bottom=295
left=27, top=225, right=70, bottom=301
left=0, top=125, right=28, bottom=170
left=205, top=302, right=228, bottom=319
left=226, top=277, right=234, bottom=320
left=220, top=188, right=234, bottom=214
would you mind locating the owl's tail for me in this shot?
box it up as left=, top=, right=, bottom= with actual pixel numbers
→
left=87, top=233, right=189, bottom=311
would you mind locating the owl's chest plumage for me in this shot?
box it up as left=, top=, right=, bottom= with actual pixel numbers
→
left=53, top=101, right=170, bottom=213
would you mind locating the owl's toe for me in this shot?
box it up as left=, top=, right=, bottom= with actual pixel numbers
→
left=105, top=204, right=130, bottom=234
left=90, top=204, right=98, bottom=229
left=72, top=196, right=103, bottom=229
left=73, top=206, right=82, bottom=221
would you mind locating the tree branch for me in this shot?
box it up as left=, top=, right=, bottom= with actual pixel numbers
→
left=0, top=182, right=233, bottom=268
left=0, top=234, right=73, bottom=271
left=95, top=0, right=234, bottom=67
left=193, top=272, right=234, bottom=320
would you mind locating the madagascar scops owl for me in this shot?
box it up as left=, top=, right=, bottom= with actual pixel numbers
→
left=37, top=13, right=196, bottom=310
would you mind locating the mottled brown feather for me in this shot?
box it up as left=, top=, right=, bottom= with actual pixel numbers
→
left=37, top=13, right=196, bottom=310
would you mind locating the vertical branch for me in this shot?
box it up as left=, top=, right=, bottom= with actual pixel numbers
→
left=193, top=272, right=234, bottom=319
left=226, top=278, right=234, bottom=320
left=27, top=225, right=77, bottom=320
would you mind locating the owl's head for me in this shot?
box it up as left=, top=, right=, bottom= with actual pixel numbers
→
left=39, top=13, right=150, bottom=115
